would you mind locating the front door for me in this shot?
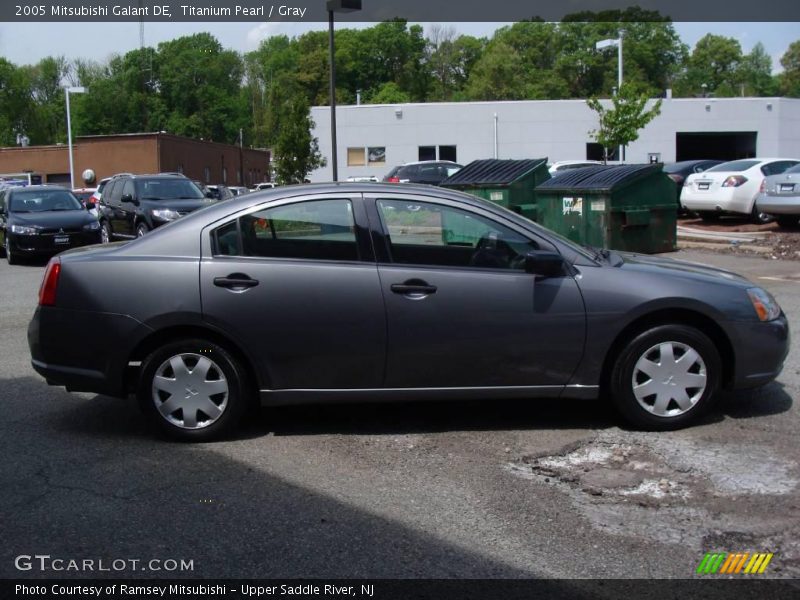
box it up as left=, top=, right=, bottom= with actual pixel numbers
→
left=200, top=195, right=386, bottom=390
left=368, top=194, right=586, bottom=389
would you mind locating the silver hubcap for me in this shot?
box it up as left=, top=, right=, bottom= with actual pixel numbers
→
left=100, top=225, right=109, bottom=243
left=152, top=353, right=228, bottom=430
left=632, top=341, right=707, bottom=417
left=137, top=227, right=146, bottom=237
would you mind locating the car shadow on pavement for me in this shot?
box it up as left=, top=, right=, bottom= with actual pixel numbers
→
left=717, top=381, right=794, bottom=420
left=1, top=376, right=628, bottom=589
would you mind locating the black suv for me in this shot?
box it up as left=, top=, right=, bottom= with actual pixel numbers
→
left=99, top=174, right=214, bottom=239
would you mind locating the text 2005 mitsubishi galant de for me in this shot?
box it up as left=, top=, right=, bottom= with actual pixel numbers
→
left=28, top=183, right=789, bottom=441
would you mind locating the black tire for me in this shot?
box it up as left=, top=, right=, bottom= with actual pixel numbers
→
left=100, top=221, right=112, bottom=244
left=137, top=339, right=250, bottom=442
left=698, top=211, right=720, bottom=222
left=751, top=205, right=773, bottom=225
left=136, top=222, right=150, bottom=237
left=775, top=215, right=800, bottom=229
left=609, top=325, right=721, bottom=431
left=5, top=237, right=18, bottom=265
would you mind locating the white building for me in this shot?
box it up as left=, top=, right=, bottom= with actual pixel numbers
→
left=309, top=97, right=800, bottom=182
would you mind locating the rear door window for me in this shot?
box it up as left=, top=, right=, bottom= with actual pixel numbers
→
left=214, top=199, right=359, bottom=262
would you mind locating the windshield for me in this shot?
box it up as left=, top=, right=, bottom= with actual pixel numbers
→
left=135, top=178, right=204, bottom=200
left=705, top=160, right=759, bottom=173
left=9, top=189, right=83, bottom=212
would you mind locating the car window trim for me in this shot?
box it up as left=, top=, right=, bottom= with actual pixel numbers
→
left=362, top=191, right=558, bottom=271
left=203, top=192, right=375, bottom=264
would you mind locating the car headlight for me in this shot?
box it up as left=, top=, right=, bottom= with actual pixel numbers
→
left=151, top=209, right=181, bottom=221
left=11, top=224, right=38, bottom=235
left=747, top=287, right=781, bottom=321
left=83, top=221, right=100, bottom=231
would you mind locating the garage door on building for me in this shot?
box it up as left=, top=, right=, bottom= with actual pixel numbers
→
left=676, top=132, right=757, bottom=162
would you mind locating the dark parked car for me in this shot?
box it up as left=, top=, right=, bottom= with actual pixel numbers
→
left=663, top=160, right=723, bottom=207
left=206, top=185, right=234, bottom=201
left=98, top=174, right=215, bottom=240
left=384, top=161, right=463, bottom=185
left=29, top=184, right=789, bottom=441
left=0, top=185, right=101, bottom=264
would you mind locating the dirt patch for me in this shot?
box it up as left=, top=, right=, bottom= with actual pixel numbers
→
left=678, top=217, right=800, bottom=261
left=505, top=430, right=800, bottom=575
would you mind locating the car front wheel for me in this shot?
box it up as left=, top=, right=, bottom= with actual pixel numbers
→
left=137, top=339, right=249, bottom=442
left=136, top=222, right=150, bottom=237
left=100, top=221, right=112, bottom=244
left=5, top=237, right=17, bottom=265
left=609, top=325, right=721, bottom=430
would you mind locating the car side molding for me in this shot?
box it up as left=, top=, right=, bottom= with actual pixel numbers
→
left=258, top=385, right=599, bottom=406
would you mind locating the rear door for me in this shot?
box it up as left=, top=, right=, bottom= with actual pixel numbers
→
left=200, top=193, right=386, bottom=390
left=366, top=192, right=586, bottom=390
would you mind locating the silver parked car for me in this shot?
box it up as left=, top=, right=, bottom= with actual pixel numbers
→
left=755, top=163, right=800, bottom=228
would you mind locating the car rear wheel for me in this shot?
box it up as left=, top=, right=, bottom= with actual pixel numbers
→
left=609, top=325, right=721, bottom=430
left=137, top=339, right=249, bottom=442
left=136, top=222, right=150, bottom=237
left=751, top=205, right=773, bottom=224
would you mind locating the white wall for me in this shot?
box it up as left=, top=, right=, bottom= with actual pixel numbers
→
left=309, top=97, right=800, bottom=182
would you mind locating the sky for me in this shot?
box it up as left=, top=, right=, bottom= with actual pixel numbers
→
left=0, top=21, right=797, bottom=73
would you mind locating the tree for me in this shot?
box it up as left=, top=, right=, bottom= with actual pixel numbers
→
left=586, top=83, right=662, bottom=162
left=779, top=40, right=800, bottom=97
left=272, top=93, right=326, bottom=184
left=0, top=58, right=34, bottom=146
left=674, top=34, right=743, bottom=97
left=739, top=43, right=779, bottom=96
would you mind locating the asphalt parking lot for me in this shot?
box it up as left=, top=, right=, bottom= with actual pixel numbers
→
left=1, top=249, right=799, bottom=581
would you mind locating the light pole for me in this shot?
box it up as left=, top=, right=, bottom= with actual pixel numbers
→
left=595, top=33, right=624, bottom=162
left=65, top=86, right=86, bottom=188
left=326, top=0, right=362, bottom=182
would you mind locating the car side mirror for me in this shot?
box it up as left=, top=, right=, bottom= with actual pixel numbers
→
left=85, top=201, right=96, bottom=210
left=205, top=191, right=215, bottom=199
left=525, top=251, right=565, bottom=278
left=121, top=193, right=135, bottom=204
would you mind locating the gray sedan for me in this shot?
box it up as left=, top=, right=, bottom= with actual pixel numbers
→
left=28, top=184, right=789, bottom=441
left=756, top=163, right=800, bottom=227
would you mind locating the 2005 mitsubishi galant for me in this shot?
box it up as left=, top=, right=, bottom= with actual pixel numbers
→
left=28, top=183, right=789, bottom=441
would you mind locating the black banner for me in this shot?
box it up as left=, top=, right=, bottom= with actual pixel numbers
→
left=3, top=579, right=800, bottom=600
left=1, top=0, right=800, bottom=22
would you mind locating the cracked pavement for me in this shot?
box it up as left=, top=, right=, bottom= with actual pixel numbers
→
left=1, top=249, right=799, bottom=582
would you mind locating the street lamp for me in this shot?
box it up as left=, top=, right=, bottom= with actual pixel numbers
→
left=65, top=86, right=86, bottom=188
left=595, top=33, right=624, bottom=162
left=327, top=0, right=362, bottom=182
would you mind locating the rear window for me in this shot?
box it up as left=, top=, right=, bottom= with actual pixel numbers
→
left=785, top=164, right=800, bottom=175
left=705, top=160, right=759, bottom=173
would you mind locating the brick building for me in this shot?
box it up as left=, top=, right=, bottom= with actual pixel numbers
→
left=0, top=132, right=271, bottom=187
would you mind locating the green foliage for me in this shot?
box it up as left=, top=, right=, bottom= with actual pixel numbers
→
left=272, top=93, right=326, bottom=185
left=586, top=83, right=663, bottom=161
left=780, top=41, right=800, bottom=97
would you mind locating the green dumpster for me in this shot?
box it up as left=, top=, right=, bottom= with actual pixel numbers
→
left=534, top=164, right=677, bottom=254
left=440, top=158, right=551, bottom=222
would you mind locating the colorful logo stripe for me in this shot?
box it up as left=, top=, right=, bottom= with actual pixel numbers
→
left=696, top=552, right=774, bottom=574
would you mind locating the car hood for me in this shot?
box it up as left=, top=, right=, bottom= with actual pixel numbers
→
left=11, top=210, right=95, bottom=228
left=617, top=252, right=752, bottom=287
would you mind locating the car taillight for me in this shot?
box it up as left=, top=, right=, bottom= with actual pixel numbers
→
left=387, top=177, right=400, bottom=183
left=722, top=175, right=748, bottom=187
left=759, top=179, right=766, bottom=193
left=38, top=257, right=61, bottom=306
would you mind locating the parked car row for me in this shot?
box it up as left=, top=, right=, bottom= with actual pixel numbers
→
left=680, top=158, right=800, bottom=224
